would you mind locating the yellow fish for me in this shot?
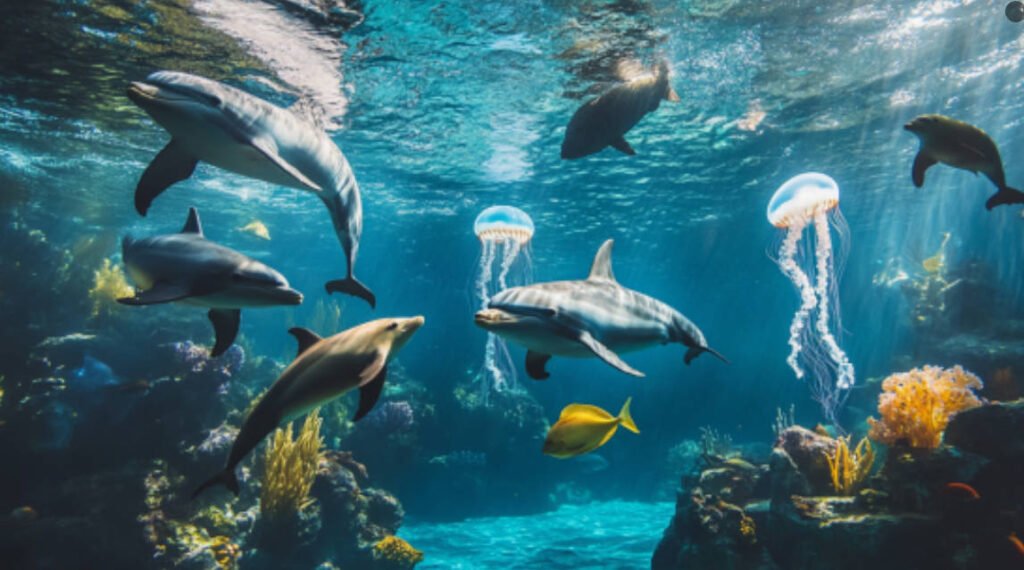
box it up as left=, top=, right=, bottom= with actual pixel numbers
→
left=543, top=398, right=639, bottom=458
left=239, top=220, right=271, bottom=240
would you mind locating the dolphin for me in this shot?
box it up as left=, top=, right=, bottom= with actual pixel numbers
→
left=119, top=207, right=303, bottom=357
left=561, top=60, right=680, bottom=160
left=192, top=316, right=425, bottom=497
left=474, top=240, right=726, bottom=379
left=126, top=70, right=375, bottom=306
left=904, top=114, right=1024, bottom=210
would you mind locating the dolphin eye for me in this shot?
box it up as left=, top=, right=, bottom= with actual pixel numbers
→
left=387, top=321, right=399, bottom=331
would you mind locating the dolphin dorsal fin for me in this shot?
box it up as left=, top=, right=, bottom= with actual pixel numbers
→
left=288, top=327, right=322, bottom=358
left=588, top=239, right=616, bottom=282
left=182, top=207, right=203, bottom=235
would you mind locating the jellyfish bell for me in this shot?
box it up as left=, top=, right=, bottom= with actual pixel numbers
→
left=766, top=172, right=839, bottom=229
left=474, top=205, right=535, bottom=244
left=472, top=205, right=535, bottom=403
left=767, top=172, right=854, bottom=426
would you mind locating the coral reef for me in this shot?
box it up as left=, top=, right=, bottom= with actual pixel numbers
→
left=87, top=258, right=133, bottom=318
left=868, top=365, right=983, bottom=449
left=260, top=410, right=324, bottom=524
left=373, top=535, right=424, bottom=569
left=823, top=436, right=875, bottom=495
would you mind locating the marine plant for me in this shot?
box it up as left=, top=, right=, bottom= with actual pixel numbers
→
left=87, top=258, right=133, bottom=317
left=260, top=409, right=324, bottom=522
left=699, top=425, right=733, bottom=457
left=867, top=365, right=983, bottom=449
left=373, top=535, right=424, bottom=567
left=823, top=435, right=875, bottom=495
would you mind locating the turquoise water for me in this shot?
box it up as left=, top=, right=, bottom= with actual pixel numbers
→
left=1, top=0, right=1022, bottom=568
left=404, top=501, right=674, bottom=569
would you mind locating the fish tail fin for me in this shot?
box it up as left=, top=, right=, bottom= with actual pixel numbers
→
left=618, top=397, right=640, bottom=434
left=685, top=345, right=730, bottom=365
left=191, top=468, right=239, bottom=500
left=325, top=277, right=376, bottom=308
left=985, top=186, right=1024, bottom=210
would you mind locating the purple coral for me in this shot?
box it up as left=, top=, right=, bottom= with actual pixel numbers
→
left=171, top=341, right=244, bottom=380
left=360, top=401, right=415, bottom=434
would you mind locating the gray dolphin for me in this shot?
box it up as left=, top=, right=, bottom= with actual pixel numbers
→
left=561, top=60, right=679, bottom=160
left=904, top=114, right=1024, bottom=210
left=192, top=316, right=425, bottom=498
left=126, top=71, right=374, bottom=307
left=119, top=207, right=303, bottom=357
left=474, top=240, right=726, bottom=379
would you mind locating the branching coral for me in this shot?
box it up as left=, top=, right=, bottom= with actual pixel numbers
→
left=88, top=258, right=133, bottom=317
left=823, top=435, right=874, bottom=495
left=260, top=409, right=324, bottom=522
left=867, top=365, right=983, bottom=449
left=373, top=535, right=424, bottom=567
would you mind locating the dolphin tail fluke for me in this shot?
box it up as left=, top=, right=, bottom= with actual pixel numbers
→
left=685, top=345, right=730, bottom=365
left=985, top=186, right=1024, bottom=210
left=191, top=468, right=239, bottom=500
left=325, top=277, right=376, bottom=308
left=618, top=397, right=639, bottom=434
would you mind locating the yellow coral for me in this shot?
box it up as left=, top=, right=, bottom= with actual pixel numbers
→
left=823, top=435, right=875, bottom=495
left=88, top=258, right=134, bottom=317
left=209, top=535, right=240, bottom=570
left=260, top=409, right=323, bottom=522
left=374, top=535, right=424, bottom=567
left=739, top=513, right=757, bottom=546
left=867, top=365, right=983, bottom=449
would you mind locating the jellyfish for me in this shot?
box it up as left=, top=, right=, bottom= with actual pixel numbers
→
left=473, top=206, right=535, bottom=402
left=767, top=173, right=854, bottom=425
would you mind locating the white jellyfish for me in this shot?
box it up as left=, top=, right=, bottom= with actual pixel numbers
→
left=473, top=206, right=534, bottom=402
left=767, top=173, right=854, bottom=425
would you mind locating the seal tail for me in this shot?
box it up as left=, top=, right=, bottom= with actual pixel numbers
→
left=325, top=277, right=376, bottom=308
left=191, top=468, right=239, bottom=500
left=685, top=345, right=730, bottom=365
left=985, top=186, right=1024, bottom=210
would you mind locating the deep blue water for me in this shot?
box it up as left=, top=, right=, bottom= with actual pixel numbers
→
left=1, top=0, right=1023, bottom=568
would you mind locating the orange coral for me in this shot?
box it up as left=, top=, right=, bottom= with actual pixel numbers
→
left=867, top=365, right=983, bottom=449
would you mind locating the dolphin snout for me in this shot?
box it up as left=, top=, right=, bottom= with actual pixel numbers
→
left=127, top=82, right=158, bottom=104
left=406, top=315, right=425, bottom=330
left=279, top=287, right=303, bottom=305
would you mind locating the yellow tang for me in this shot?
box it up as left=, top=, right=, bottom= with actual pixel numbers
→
left=542, top=397, right=639, bottom=458
left=239, top=220, right=271, bottom=240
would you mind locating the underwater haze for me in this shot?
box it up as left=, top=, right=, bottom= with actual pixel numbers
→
left=1, top=0, right=1023, bottom=569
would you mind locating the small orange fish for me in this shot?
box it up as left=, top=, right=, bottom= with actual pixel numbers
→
left=1010, top=532, right=1024, bottom=558
left=945, top=482, right=980, bottom=500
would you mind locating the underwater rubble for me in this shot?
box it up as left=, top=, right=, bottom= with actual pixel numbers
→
left=653, top=391, right=1024, bottom=570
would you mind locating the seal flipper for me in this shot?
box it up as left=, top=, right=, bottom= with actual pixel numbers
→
left=136, top=140, right=198, bottom=216
left=526, top=351, right=551, bottom=380
left=117, top=282, right=191, bottom=305
left=191, top=468, right=240, bottom=499
left=609, top=136, right=636, bottom=156
left=353, top=364, right=387, bottom=421
left=208, top=309, right=241, bottom=357
left=985, top=186, right=1024, bottom=210
left=911, top=151, right=936, bottom=188
left=576, top=330, right=644, bottom=377
left=325, top=277, right=376, bottom=308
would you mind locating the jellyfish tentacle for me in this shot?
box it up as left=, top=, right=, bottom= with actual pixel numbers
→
left=496, top=238, right=522, bottom=291
left=812, top=212, right=856, bottom=390
left=776, top=217, right=816, bottom=379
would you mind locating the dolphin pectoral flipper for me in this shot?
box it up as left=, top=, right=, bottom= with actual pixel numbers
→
left=526, top=351, right=552, bottom=380
left=610, top=136, right=636, bottom=156
left=911, top=151, right=936, bottom=188
left=576, top=330, right=644, bottom=377
left=117, top=282, right=192, bottom=305
left=136, top=140, right=198, bottom=216
left=353, top=364, right=387, bottom=422
left=208, top=309, right=241, bottom=357
left=249, top=136, right=322, bottom=192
